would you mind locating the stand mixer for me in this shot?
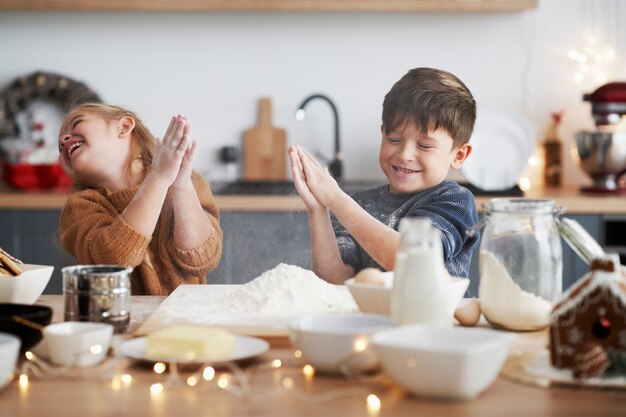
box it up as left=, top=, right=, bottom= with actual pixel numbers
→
left=575, top=82, right=626, bottom=193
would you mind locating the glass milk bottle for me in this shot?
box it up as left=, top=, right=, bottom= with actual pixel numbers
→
left=390, top=217, right=450, bottom=327
left=478, top=199, right=562, bottom=331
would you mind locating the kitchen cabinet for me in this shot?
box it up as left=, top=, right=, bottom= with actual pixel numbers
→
left=1, top=207, right=603, bottom=296
left=0, top=209, right=74, bottom=295
left=0, top=0, right=537, bottom=12
left=207, top=211, right=312, bottom=284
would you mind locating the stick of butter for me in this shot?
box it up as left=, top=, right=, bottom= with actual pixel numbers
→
left=146, top=325, right=235, bottom=360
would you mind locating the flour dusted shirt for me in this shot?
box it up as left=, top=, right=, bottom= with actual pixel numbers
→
left=333, top=181, right=479, bottom=278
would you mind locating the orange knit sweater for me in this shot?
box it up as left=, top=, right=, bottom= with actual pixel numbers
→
left=59, top=171, right=222, bottom=295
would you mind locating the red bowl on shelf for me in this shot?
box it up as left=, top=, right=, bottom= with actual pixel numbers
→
left=1, top=162, right=73, bottom=190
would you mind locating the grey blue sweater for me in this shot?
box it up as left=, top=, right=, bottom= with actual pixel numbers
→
left=333, top=181, right=479, bottom=278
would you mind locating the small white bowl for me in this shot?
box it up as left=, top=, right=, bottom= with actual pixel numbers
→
left=0, top=264, right=54, bottom=304
left=0, top=332, right=20, bottom=391
left=43, top=322, right=113, bottom=367
left=346, top=272, right=469, bottom=316
left=371, top=325, right=514, bottom=401
left=288, top=313, right=393, bottom=374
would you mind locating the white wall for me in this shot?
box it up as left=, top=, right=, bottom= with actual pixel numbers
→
left=1, top=0, right=624, bottom=187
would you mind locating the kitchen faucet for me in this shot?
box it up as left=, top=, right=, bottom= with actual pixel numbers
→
left=295, top=93, right=343, bottom=181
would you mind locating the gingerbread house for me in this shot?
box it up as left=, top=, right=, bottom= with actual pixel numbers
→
left=550, top=255, right=626, bottom=378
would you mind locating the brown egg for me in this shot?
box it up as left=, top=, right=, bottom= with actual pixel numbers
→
left=454, top=298, right=481, bottom=327
left=354, top=268, right=386, bottom=286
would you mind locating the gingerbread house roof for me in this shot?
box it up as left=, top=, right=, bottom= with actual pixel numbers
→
left=551, top=266, right=626, bottom=320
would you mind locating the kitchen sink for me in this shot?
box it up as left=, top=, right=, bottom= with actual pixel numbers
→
left=211, top=180, right=524, bottom=197
left=212, top=180, right=386, bottom=195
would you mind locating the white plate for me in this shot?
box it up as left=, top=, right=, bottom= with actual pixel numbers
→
left=117, top=335, right=270, bottom=364
left=524, top=351, right=626, bottom=388
left=461, top=108, right=535, bottom=191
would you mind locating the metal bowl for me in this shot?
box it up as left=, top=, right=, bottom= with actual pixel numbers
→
left=574, top=131, right=626, bottom=190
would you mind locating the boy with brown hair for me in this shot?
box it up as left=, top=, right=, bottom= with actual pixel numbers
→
left=289, top=67, right=479, bottom=283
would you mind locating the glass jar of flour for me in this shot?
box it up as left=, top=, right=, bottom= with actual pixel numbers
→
left=477, top=199, right=562, bottom=331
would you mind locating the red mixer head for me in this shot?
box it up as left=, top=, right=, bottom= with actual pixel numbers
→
left=583, top=82, right=626, bottom=126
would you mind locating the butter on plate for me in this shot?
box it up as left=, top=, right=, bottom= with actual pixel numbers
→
left=146, top=325, right=235, bottom=360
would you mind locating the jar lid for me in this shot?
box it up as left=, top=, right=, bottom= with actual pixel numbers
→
left=486, top=198, right=556, bottom=214
left=557, top=217, right=606, bottom=265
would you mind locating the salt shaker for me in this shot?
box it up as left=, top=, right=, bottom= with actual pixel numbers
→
left=390, top=217, right=450, bottom=327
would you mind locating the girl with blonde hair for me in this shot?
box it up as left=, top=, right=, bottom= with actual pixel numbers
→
left=58, top=103, right=222, bottom=295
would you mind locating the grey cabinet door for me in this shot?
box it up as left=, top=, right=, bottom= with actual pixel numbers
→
left=0, top=209, right=75, bottom=295
left=561, top=214, right=601, bottom=290
left=207, top=211, right=312, bottom=284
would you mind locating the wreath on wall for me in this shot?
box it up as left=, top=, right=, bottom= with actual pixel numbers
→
left=0, top=71, right=102, bottom=138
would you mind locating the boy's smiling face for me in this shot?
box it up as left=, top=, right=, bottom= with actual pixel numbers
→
left=379, top=121, right=472, bottom=194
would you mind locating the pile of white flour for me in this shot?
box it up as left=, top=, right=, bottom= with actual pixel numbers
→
left=153, top=264, right=357, bottom=327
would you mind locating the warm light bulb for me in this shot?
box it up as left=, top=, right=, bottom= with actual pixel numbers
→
left=121, top=374, right=133, bottom=386
left=303, top=364, right=315, bottom=380
left=150, top=383, right=163, bottom=394
left=24, top=351, right=34, bottom=360
left=187, top=376, right=198, bottom=387
left=153, top=362, right=166, bottom=374
left=111, top=375, right=122, bottom=391
left=218, top=375, right=229, bottom=389
left=282, top=377, right=294, bottom=390
left=294, top=350, right=302, bottom=359
left=272, top=359, right=282, bottom=368
left=366, top=394, right=381, bottom=414
left=527, top=156, right=538, bottom=167
left=19, top=374, right=29, bottom=389
left=353, top=337, right=368, bottom=352
left=90, top=345, right=103, bottom=355
left=203, top=366, right=215, bottom=381
left=519, top=177, right=532, bottom=192
left=574, top=73, right=584, bottom=83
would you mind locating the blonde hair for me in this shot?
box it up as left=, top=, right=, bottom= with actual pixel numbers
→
left=63, top=103, right=156, bottom=187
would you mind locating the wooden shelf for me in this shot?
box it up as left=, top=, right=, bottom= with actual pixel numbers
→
left=0, top=0, right=538, bottom=13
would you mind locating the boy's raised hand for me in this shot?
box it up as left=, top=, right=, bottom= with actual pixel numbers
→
left=289, top=145, right=324, bottom=212
left=152, top=115, right=189, bottom=186
left=294, top=145, right=342, bottom=208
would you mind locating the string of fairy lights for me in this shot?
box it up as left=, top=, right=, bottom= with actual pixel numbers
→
left=517, top=0, right=624, bottom=192
left=15, top=344, right=386, bottom=415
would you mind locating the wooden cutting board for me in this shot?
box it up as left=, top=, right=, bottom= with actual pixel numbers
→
left=242, top=97, right=287, bottom=181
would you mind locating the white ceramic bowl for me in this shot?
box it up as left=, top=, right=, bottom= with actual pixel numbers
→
left=43, top=322, right=113, bottom=367
left=0, top=332, right=20, bottom=391
left=288, top=313, right=393, bottom=374
left=345, top=272, right=469, bottom=316
left=0, top=264, right=54, bottom=304
left=371, top=325, right=514, bottom=401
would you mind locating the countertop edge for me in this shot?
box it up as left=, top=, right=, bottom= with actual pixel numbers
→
left=1, top=186, right=625, bottom=214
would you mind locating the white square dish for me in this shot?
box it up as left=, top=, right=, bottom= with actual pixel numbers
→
left=0, top=264, right=54, bottom=304
left=371, top=325, right=514, bottom=400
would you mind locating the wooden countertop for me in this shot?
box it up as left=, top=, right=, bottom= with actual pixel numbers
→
left=1, top=183, right=625, bottom=214
left=1, top=295, right=623, bottom=417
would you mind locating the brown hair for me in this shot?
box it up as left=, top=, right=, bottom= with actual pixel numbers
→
left=382, top=67, right=476, bottom=147
left=63, top=103, right=156, bottom=187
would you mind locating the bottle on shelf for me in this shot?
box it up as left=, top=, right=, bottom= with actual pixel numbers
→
left=543, top=111, right=563, bottom=188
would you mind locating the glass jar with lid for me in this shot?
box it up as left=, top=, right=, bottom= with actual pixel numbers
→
left=477, top=198, right=563, bottom=331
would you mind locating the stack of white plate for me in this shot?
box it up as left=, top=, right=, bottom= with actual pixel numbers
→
left=461, top=108, right=535, bottom=191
